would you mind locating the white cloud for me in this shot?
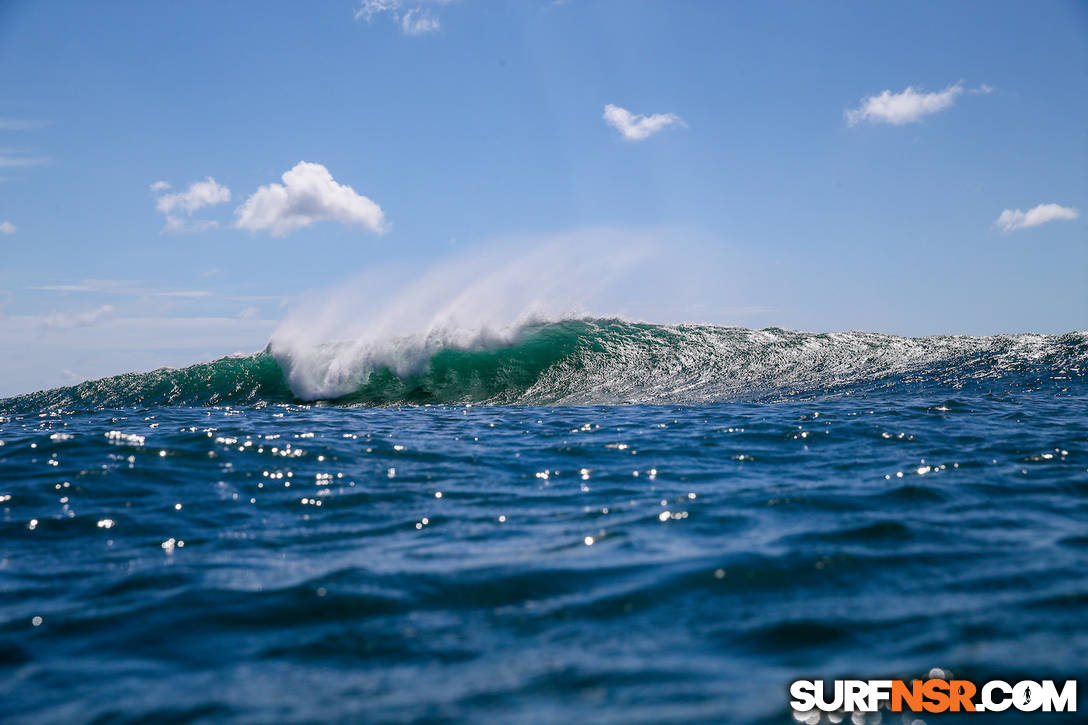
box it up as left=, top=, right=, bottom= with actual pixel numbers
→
left=0, top=221, right=14, bottom=235
left=235, top=161, right=387, bottom=236
left=845, top=81, right=992, bottom=126
left=41, top=304, right=115, bottom=330
left=154, top=177, right=230, bottom=215
left=355, top=0, right=443, bottom=34
left=150, top=176, right=230, bottom=233
left=994, top=203, right=1079, bottom=233
left=355, top=0, right=400, bottom=21
left=603, top=104, right=685, bottom=141
left=401, top=8, right=440, bottom=34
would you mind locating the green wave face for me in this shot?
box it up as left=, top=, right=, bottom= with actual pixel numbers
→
left=3, top=351, right=295, bottom=411
left=3, top=319, right=1087, bottom=412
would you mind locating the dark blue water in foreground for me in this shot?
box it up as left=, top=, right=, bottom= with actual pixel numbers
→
left=1, top=326, right=1087, bottom=723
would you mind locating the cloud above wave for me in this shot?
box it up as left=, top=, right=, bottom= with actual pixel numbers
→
left=355, top=0, right=442, bottom=35
left=150, top=177, right=231, bottom=233
left=152, top=178, right=231, bottom=215
left=994, top=203, right=1078, bottom=233
left=603, top=104, right=685, bottom=141
left=234, top=161, right=387, bottom=237
left=845, top=81, right=991, bottom=126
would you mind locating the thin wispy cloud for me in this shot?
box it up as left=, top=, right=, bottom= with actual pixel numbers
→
left=31, top=280, right=214, bottom=298
left=164, top=216, right=220, bottom=234
left=41, top=304, right=115, bottom=330
left=0, top=152, right=49, bottom=168
left=845, top=81, right=992, bottom=126
left=0, top=118, right=51, bottom=131
left=30, top=282, right=282, bottom=312
left=994, top=203, right=1078, bottom=233
left=0, top=221, right=14, bottom=235
left=235, top=161, right=387, bottom=237
left=355, top=0, right=443, bottom=35
left=151, top=177, right=231, bottom=233
left=603, top=104, right=685, bottom=141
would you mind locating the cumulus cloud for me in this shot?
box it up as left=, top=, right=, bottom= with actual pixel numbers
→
left=845, top=81, right=991, bottom=126
left=355, top=0, right=442, bottom=34
left=41, top=304, right=115, bottom=330
left=235, top=161, right=387, bottom=237
left=0, top=221, right=14, bottom=234
left=603, top=104, right=685, bottom=141
left=154, top=177, right=230, bottom=215
left=994, top=203, right=1079, bottom=233
left=150, top=176, right=230, bottom=233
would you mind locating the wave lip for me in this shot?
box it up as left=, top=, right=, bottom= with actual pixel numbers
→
left=269, top=318, right=563, bottom=403
left=3, top=319, right=1087, bottom=411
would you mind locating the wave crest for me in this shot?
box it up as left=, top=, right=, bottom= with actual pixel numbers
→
left=4, top=319, right=1086, bottom=411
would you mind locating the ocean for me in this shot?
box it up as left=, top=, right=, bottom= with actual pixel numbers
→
left=1, top=319, right=1086, bottom=723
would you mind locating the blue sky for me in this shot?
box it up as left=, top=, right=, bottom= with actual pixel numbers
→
left=0, top=0, right=1085, bottom=396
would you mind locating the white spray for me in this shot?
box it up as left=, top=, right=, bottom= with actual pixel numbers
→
left=269, top=228, right=658, bottom=400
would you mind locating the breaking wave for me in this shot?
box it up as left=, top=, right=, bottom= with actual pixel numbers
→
left=3, top=319, right=1086, bottom=411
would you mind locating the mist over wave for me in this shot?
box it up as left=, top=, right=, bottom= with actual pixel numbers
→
left=3, top=231, right=1086, bottom=411
left=267, top=230, right=654, bottom=400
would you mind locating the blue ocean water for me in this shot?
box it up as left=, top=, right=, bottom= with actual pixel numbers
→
left=1, top=321, right=1086, bottom=723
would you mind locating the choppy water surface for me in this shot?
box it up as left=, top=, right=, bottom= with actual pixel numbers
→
left=1, top=326, right=1087, bottom=723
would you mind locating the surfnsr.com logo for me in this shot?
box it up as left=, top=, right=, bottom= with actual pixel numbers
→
left=790, top=679, right=1077, bottom=716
